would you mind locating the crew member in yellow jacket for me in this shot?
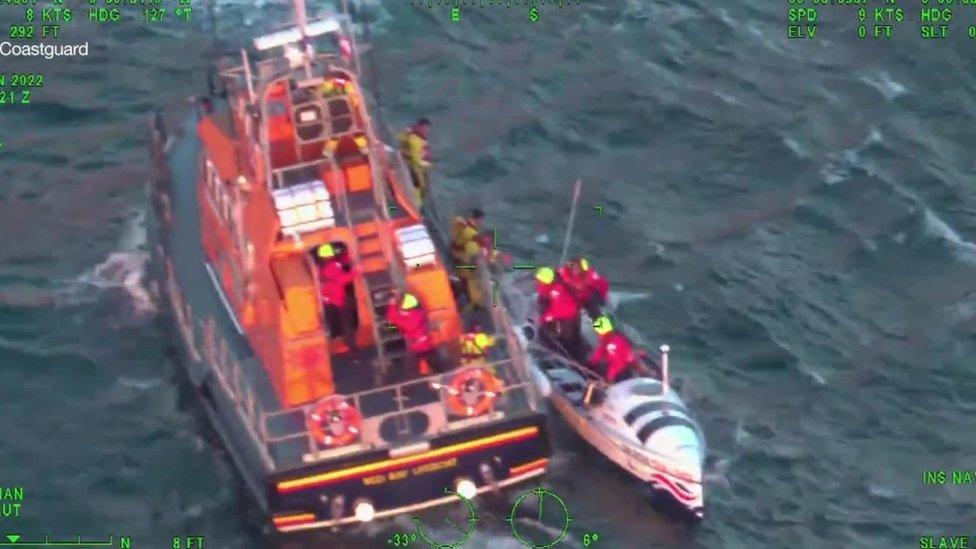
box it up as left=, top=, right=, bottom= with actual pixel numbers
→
left=450, top=209, right=486, bottom=310
left=398, top=118, right=432, bottom=205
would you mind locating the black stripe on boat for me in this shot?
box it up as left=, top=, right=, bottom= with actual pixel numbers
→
left=636, top=415, right=698, bottom=445
left=623, top=401, right=689, bottom=426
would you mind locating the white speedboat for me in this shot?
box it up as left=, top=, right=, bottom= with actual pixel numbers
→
left=505, top=277, right=706, bottom=520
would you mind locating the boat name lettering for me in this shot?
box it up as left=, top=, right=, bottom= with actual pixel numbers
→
left=360, top=458, right=459, bottom=487
left=412, top=457, right=457, bottom=475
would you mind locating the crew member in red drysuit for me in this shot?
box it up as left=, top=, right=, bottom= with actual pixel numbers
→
left=534, top=267, right=556, bottom=307
left=558, top=257, right=609, bottom=318
left=536, top=268, right=582, bottom=355
left=588, top=315, right=641, bottom=383
left=385, top=292, right=439, bottom=376
left=317, top=243, right=360, bottom=348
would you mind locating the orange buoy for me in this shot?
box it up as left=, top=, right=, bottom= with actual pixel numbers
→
left=444, top=367, right=502, bottom=417
left=307, top=396, right=362, bottom=447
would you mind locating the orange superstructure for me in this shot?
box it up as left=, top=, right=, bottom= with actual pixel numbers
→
left=150, top=6, right=552, bottom=532
left=196, top=60, right=458, bottom=407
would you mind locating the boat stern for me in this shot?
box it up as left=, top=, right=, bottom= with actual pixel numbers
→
left=267, top=414, right=550, bottom=532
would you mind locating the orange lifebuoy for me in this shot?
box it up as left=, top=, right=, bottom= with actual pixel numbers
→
left=444, top=367, right=503, bottom=417
left=307, top=396, right=362, bottom=447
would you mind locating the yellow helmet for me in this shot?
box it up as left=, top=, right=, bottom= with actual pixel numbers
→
left=317, top=243, right=336, bottom=258
left=579, top=257, right=590, bottom=272
left=593, top=315, right=613, bottom=335
left=535, top=267, right=555, bottom=284
left=401, top=293, right=419, bottom=310
left=474, top=333, right=494, bottom=348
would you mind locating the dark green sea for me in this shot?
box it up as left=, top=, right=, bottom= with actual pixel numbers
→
left=2, top=0, right=976, bottom=547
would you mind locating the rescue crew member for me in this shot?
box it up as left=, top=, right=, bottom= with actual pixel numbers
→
left=317, top=244, right=360, bottom=349
left=398, top=118, right=432, bottom=204
left=385, top=292, right=439, bottom=376
left=535, top=267, right=556, bottom=307
left=319, top=76, right=353, bottom=97
left=332, top=242, right=352, bottom=270
left=558, top=257, right=609, bottom=318
left=460, top=324, right=496, bottom=365
left=537, top=269, right=582, bottom=355
left=450, top=209, right=486, bottom=310
left=588, top=315, right=641, bottom=383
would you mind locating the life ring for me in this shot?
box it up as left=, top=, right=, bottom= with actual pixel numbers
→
left=307, top=396, right=362, bottom=447
left=444, top=367, right=503, bottom=417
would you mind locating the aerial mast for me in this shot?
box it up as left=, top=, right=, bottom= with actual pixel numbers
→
left=292, top=0, right=312, bottom=78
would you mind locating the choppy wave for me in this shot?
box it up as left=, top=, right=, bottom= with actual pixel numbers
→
left=859, top=71, right=908, bottom=101
left=74, top=209, right=155, bottom=315
left=923, top=209, right=976, bottom=265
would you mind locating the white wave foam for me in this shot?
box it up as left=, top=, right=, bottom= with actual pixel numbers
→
left=782, top=137, right=808, bottom=159
left=607, top=290, right=650, bottom=311
left=819, top=130, right=877, bottom=185
left=535, top=234, right=551, bottom=244
left=119, top=377, right=164, bottom=390
left=733, top=421, right=750, bottom=445
left=713, top=91, right=740, bottom=106
left=820, top=154, right=853, bottom=185
left=868, top=482, right=896, bottom=499
left=77, top=252, right=155, bottom=315
left=716, top=8, right=737, bottom=27
left=948, top=295, right=976, bottom=321
left=866, top=126, right=883, bottom=145
left=746, top=22, right=783, bottom=53
left=703, top=457, right=731, bottom=490
left=799, top=364, right=827, bottom=386
left=75, top=208, right=156, bottom=315
left=859, top=71, right=907, bottom=100
left=923, top=209, right=976, bottom=265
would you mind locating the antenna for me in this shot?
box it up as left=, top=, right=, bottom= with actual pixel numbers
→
left=660, top=344, right=670, bottom=415
left=291, top=0, right=312, bottom=77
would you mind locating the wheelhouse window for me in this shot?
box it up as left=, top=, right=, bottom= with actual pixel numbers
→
left=204, top=157, right=237, bottom=236
left=204, top=157, right=249, bottom=305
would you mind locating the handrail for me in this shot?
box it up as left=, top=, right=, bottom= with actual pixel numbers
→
left=260, top=354, right=539, bottom=467
left=477, top=255, right=539, bottom=410
left=373, top=210, right=405, bottom=288
left=204, top=331, right=276, bottom=470
left=325, top=157, right=391, bottom=385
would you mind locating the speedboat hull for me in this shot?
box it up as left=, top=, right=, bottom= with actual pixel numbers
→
left=507, top=282, right=706, bottom=520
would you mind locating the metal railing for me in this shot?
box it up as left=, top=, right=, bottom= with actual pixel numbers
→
left=201, top=317, right=276, bottom=470
left=260, top=353, right=538, bottom=469
left=201, top=251, right=540, bottom=472
left=477, top=256, right=539, bottom=411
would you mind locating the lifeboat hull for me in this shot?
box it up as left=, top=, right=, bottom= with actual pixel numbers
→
left=148, top=112, right=551, bottom=532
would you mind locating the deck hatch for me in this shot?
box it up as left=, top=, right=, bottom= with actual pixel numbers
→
left=395, top=224, right=436, bottom=268
left=272, top=178, right=336, bottom=235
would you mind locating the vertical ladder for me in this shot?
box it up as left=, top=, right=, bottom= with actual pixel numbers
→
left=330, top=159, right=406, bottom=385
